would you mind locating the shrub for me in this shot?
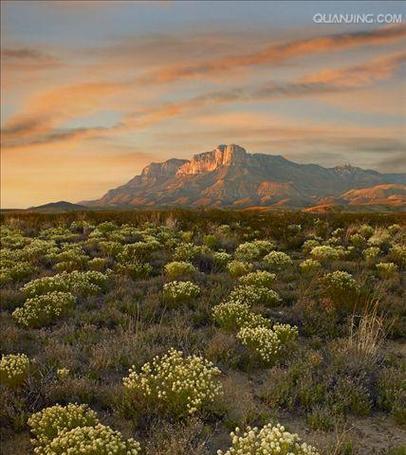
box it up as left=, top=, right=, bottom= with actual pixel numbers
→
left=358, top=224, right=374, bottom=239
left=217, top=423, right=320, bottom=455
left=299, top=259, right=321, bottom=275
left=164, top=261, right=196, bottom=280
left=163, top=281, right=200, bottom=304
left=368, top=229, right=391, bottom=248
left=22, top=271, right=108, bottom=298
left=376, top=262, right=398, bottom=279
left=237, top=324, right=298, bottom=365
left=322, top=271, right=358, bottom=304
left=212, top=302, right=270, bottom=332
left=363, top=247, right=380, bottom=264
left=123, top=348, right=222, bottom=416
left=213, top=251, right=232, bottom=270
left=302, top=239, right=321, bottom=254
left=12, top=291, right=76, bottom=328
left=41, top=424, right=141, bottom=455
left=263, top=251, right=293, bottom=270
left=390, top=244, right=406, bottom=268
left=116, top=262, right=152, bottom=279
left=28, top=403, right=99, bottom=449
left=0, top=353, right=30, bottom=387
left=227, top=285, right=281, bottom=307
left=239, top=271, right=276, bottom=288
left=235, top=240, right=275, bottom=262
left=227, top=260, right=254, bottom=278
left=310, top=245, right=342, bottom=262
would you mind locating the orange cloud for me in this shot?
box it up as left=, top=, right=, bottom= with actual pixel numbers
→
left=141, top=25, right=406, bottom=83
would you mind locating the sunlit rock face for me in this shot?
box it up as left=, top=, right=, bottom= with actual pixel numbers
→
left=82, top=144, right=406, bottom=209
left=176, top=144, right=248, bottom=176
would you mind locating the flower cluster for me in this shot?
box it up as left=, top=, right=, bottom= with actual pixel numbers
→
left=390, top=244, right=406, bottom=268
left=28, top=403, right=99, bottom=449
left=28, top=403, right=140, bottom=455
left=22, top=271, right=108, bottom=298
left=299, top=259, right=321, bottom=275
left=227, top=260, right=254, bottom=278
left=123, top=348, right=222, bottom=416
left=237, top=324, right=298, bottom=365
left=227, top=285, right=281, bottom=307
left=217, top=423, right=320, bottom=455
left=363, top=247, right=380, bottom=263
left=13, top=291, right=76, bottom=328
left=0, top=353, right=30, bottom=387
left=212, top=302, right=270, bottom=332
left=41, top=424, right=141, bottom=455
left=263, top=251, right=293, bottom=270
left=164, top=261, right=197, bottom=280
left=163, top=280, right=200, bottom=304
left=310, top=245, right=342, bottom=262
left=376, top=262, right=398, bottom=279
left=213, top=251, right=232, bottom=270
left=235, top=240, right=275, bottom=262
left=116, top=262, right=152, bottom=279
left=239, top=271, right=276, bottom=288
left=0, top=259, right=36, bottom=287
left=322, top=271, right=359, bottom=303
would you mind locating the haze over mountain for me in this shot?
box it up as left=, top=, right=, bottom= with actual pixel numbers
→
left=83, top=144, right=406, bottom=210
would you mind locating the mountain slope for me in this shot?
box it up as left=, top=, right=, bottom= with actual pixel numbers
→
left=28, top=201, right=86, bottom=212
left=83, top=144, right=406, bottom=209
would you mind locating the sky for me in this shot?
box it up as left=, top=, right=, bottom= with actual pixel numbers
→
left=1, top=0, right=405, bottom=208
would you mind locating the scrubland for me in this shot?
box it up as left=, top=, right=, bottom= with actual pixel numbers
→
left=0, top=210, right=405, bottom=454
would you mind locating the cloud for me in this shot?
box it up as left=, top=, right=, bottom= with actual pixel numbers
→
left=140, top=25, right=406, bottom=83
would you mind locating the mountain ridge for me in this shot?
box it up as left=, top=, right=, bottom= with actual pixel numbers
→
left=82, top=144, right=406, bottom=209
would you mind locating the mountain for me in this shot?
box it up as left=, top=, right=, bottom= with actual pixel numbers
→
left=28, top=201, right=86, bottom=212
left=83, top=144, right=406, bottom=209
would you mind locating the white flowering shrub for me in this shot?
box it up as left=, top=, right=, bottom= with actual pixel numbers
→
left=235, top=240, right=275, bottom=262
left=22, top=271, right=108, bottom=298
left=239, top=271, right=276, bottom=288
left=237, top=324, right=298, bottom=365
left=263, top=251, right=293, bottom=271
left=217, top=423, right=320, bottom=455
left=212, top=302, right=270, bottom=332
left=310, top=245, right=342, bottom=262
left=390, top=245, right=406, bottom=268
left=163, top=281, right=200, bottom=304
left=28, top=403, right=99, bottom=449
left=116, top=262, right=152, bottom=279
left=0, top=353, right=30, bottom=387
left=376, top=262, right=398, bottom=279
left=349, top=233, right=367, bottom=249
left=227, top=285, right=281, bottom=307
left=302, top=239, right=321, bottom=255
left=0, top=260, right=36, bottom=287
left=367, top=229, right=391, bottom=248
left=164, top=261, right=196, bottom=280
left=40, top=424, right=141, bottom=455
left=88, top=257, right=109, bottom=271
left=119, top=241, right=161, bottom=261
left=388, top=224, right=401, bottom=236
left=299, top=259, right=321, bottom=275
left=322, top=271, right=359, bottom=303
left=173, top=242, right=203, bottom=262
left=363, top=247, right=380, bottom=264
left=213, top=251, right=232, bottom=270
left=123, top=348, right=222, bottom=416
left=227, top=261, right=254, bottom=278
left=12, top=291, right=76, bottom=328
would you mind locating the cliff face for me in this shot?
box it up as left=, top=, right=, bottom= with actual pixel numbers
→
left=83, top=144, right=406, bottom=209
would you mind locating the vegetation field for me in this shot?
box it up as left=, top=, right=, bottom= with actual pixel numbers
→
left=1, top=210, right=405, bottom=455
